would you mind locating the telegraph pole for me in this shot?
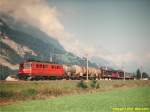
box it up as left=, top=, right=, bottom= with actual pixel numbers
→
left=124, top=70, right=125, bottom=81
left=86, top=54, right=88, bottom=80
left=50, top=53, right=52, bottom=62
left=53, top=47, right=55, bottom=63
left=50, top=48, right=52, bottom=62
left=141, top=65, right=143, bottom=80
left=121, top=64, right=125, bottom=80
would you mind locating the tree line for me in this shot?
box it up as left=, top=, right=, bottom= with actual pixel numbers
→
left=136, top=68, right=149, bottom=79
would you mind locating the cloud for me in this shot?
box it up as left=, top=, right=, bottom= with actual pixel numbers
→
left=146, top=53, right=150, bottom=59
left=94, top=49, right=138, bottom=68
left=79, top=43, right=139, bottom=69
left=0, top=0, right=88, bottom=56
left=102, top=52, right=150, bottom=73
left=1, top=0, right=63, bottom=37
left=106, top=52, right=136, bottom=65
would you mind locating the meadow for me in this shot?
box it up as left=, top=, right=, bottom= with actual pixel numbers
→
left=0, top=80, right=150, bottom=112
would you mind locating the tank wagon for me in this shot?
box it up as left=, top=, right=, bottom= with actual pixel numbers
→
left=63, top=65, right=101, bottom=80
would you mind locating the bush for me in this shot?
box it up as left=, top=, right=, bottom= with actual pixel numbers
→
left=96, top=83, right=100, bottom=89
left=77, top=80, right=88, bottom=89
left=90, top=80, right=100, bottom=89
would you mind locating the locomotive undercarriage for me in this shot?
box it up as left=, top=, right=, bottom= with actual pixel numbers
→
left=17, top=74, right=64, bottom=80
left=17, top=73, right=99, bottom=80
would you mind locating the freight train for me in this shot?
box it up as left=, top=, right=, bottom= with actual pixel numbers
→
left=17, top=60, right=134, bottom=80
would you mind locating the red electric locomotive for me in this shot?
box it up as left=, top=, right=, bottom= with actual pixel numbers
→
left=18, top=60, right=64, bottom=80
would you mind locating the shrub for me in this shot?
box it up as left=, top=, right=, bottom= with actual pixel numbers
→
left=96, top=83, right=100, bottom=89
left=90, top=80, right=100, bottom=89
left=77, top=80, right=88, bottom=89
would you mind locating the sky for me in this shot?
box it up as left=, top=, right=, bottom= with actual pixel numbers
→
left=47, top=0, right=150, bottom=73
left=0, top=0, right=150, bottom=74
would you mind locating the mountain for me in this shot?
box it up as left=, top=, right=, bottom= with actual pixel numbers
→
left=0, top=14, right=97, bottom=80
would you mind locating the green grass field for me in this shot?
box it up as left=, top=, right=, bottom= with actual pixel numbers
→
left=0, top=80, right=150, bottom=112
left=1, top=86, right=150, bottom=112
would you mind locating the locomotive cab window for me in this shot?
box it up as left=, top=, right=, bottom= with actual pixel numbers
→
left=19, top=64, right=23, bottom=68
left=24, top=63, right=31, bottom=68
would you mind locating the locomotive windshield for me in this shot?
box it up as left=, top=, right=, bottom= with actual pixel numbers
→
left=24, top=63, right=31, bottom=68
left=19, top=64, right=23, bottom=68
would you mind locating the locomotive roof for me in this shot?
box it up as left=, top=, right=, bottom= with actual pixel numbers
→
left=23, top=59, right=58, bottom=64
